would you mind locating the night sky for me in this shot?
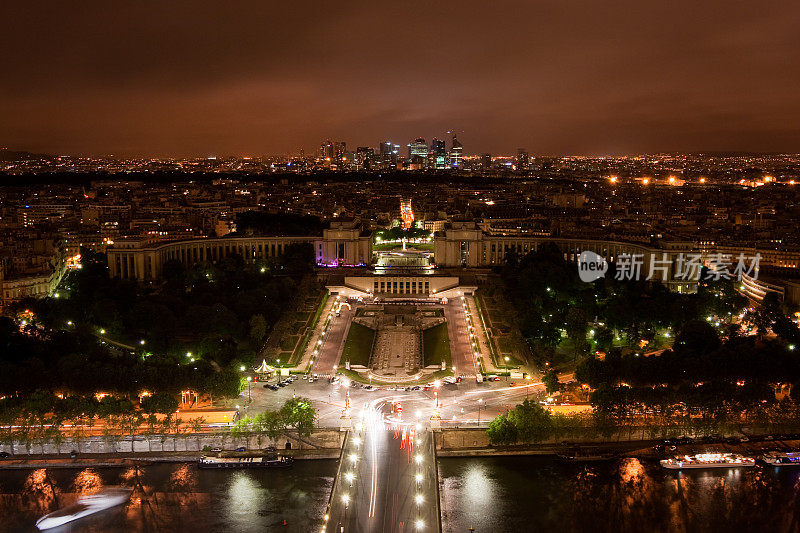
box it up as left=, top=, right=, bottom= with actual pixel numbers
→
left=2, top=1, right=799, bottom=157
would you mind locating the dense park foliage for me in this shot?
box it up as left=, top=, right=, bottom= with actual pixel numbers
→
left=502, top=243, right=758, bottom=365
left=0, top=241, right=315, bottom=428
left=490, top=244, right=800, bottom=439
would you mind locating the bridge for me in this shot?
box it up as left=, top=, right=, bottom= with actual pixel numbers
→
left=323, top=399, right=441, bottom=533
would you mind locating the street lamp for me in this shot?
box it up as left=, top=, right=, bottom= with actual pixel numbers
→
left=246, top=376, right=252, bottom=402
left=477, top=398, right=485, bottom=424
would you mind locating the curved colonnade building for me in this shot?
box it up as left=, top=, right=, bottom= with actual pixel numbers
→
left=106, top=222, right=800, bottom=304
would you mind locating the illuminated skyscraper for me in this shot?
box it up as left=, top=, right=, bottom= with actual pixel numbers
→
left=333, top=141, right=347, bottom=161
left=408, top=138, right=428, bottom=168
left=449, top=134, right=463, bottom=168
left=429, top=138, right=446, bottom=169
left=319, top=139, right=334, bottom=161
left=355, top=146, right=374, bottom=169
left=379, top=141, right=400, bottom=167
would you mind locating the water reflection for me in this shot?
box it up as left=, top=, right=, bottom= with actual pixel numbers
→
left=73, top=469, right=102, bottom=495
left=440, top=457, right=800, bottom=533
left=19, top=469, right=60, bottom=518
left=0, top=461, right=336, bottom=533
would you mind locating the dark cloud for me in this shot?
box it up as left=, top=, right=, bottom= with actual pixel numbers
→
left=1, top=0, right=799, bottom=156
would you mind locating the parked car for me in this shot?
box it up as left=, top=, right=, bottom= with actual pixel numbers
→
left=235, top=447, right=246, bottom=452
left=0, top=451, right=10, bottom=458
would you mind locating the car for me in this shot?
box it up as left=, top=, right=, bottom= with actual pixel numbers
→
left=235, top=447, right=246, bottom=452
left=411, top=385, right=421, bottom=391
left=211, top=447, right=222, bottom=453
left=277, top=382, right=287, bottom=387
left=0, top=451, right=10, bottom=458
left=263, top=383, right=271, bottom=389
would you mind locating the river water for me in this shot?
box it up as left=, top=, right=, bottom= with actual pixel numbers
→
left=2, top=457, right=800, bottom=533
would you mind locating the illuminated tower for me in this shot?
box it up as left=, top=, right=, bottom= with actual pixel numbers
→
left=408, top=138, right=428, bottom=169
left=449, top=134, right=463, bottom=168
left=429, top=138, right=446, bottom=169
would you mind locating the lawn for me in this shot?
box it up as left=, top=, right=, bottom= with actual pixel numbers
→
left=341, top=323, right=376, bottom=367
left=423, top=322, right=452, bottom=367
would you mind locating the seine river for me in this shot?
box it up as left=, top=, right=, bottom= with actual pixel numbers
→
left=3, top=457, right=800, bottom=533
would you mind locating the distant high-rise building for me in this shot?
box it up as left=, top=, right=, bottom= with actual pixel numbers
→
left=408, top=138, right=428, bottom=169
left=515, top=148, right=529, bottom=170
left=430, top=138, right=447, bottom=169
left=319, top=139, right=334, bottom=161
left=379, top=141, right=400, bottom=167
left=356, top=147, right=374, bottom=170
left=480, top=153, right=492, bottom=169
left=449, top=134, right=463, bottom=168
left=333, top=141, right=347, bottom=161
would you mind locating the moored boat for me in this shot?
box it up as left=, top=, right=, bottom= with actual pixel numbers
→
left=36, top=487, right=132, bottom=530
left=197, top=455, right=294, bottom=469
left=761, top=452, right=800, bottom=466
left=660, top=453, right=755, bottom=470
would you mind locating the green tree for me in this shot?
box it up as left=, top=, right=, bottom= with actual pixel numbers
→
left=141, top=392, right=179, bottom=415
left=279, top=397, right=315, bottom=437
left=249, top=314, right=268, bottom=344
left=487, top=414, right=518, bottom=445
left=508, top=399, right=553, bottom=443
left=543, top=369, right=561, bottom=394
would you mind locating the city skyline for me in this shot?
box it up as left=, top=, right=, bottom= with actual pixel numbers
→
left=2, top=1, right=800, bottom=157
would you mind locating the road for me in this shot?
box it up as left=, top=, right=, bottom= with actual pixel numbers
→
left=313, top=302, right=354, bottom=377
left=443, top=300, right=477, bottom=377
left=248, top=375, right=546, bottom=430
left=326, top=399, right=439, bottom=533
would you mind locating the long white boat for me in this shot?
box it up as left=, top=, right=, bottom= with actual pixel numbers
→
left=36, top=487, right=132, bottom=530
left=761, top=452, right=800, bottom=466
left=197, top=455, right=293, bottom=469
left=660, top=453, right=756, bottom=470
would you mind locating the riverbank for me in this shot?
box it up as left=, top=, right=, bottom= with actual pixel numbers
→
left=435, top=432, right=800, bottom=459
left=0, top=447, right=341, bottom=469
